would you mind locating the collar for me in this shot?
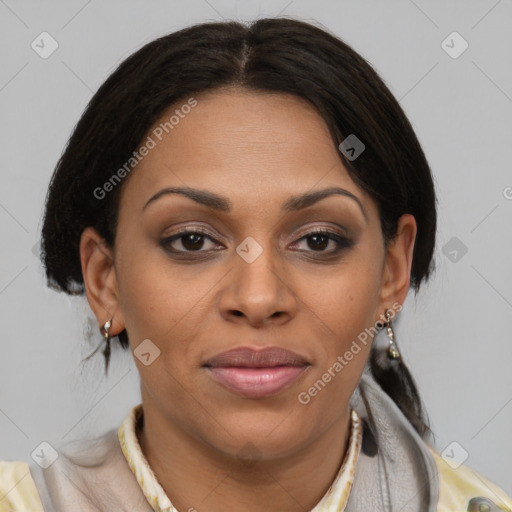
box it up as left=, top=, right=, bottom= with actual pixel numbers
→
left=118, top=404, right=362, bottom=512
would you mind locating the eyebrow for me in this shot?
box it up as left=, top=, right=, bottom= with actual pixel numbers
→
left=142, top=186, right=367, bottom=220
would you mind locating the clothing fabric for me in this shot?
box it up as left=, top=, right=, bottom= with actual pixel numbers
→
left=1, top=370, right=511, bottom=511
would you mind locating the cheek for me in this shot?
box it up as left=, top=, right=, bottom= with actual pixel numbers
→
left=298, top=244, right=383, bottom=392
left=114, top=240, right=180, bottom=345
left=308, top=255, right=382, bottom=341
left=296, top=277, right=379, bottom=422
left=114, top=242, right=220, bottom=363
left=313, top=284, right=378, bottom=378
left=115, top=256, right=201, bottom=404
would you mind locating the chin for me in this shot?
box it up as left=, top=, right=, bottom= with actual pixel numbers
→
left=201, top=409, right=315, bottom=461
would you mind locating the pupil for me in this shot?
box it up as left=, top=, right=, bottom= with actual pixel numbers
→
left=183, top=234, right=204, bottom=250
left=308, top=234, right=328, bottom=251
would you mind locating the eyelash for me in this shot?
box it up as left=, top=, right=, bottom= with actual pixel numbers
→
left=160, top=227, right=353, bottom=258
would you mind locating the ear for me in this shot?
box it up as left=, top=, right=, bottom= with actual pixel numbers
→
left=79, top=227, right=125, bottom=336
left=378, top=214, right=417, bottom=311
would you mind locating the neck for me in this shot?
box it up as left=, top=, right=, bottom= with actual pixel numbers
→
left=137, top=404, right=353, bottom=512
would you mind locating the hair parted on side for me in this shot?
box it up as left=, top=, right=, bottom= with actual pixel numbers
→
left=41, top=17, right=437, bottom=440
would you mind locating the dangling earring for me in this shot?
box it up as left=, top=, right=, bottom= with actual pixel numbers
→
left=100, top=319, right=112, bottom=374
left=384, top=309, right=401, bottom=361
left=83, top=318, right=113, bottom=374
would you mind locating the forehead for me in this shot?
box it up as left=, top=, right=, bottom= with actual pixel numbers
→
left=120, top=88, right=370, bottom=214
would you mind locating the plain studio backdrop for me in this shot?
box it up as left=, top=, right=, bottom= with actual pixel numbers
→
left=0, top=0, right=511, bottom=497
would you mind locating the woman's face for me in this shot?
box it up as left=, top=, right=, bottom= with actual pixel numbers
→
left=81, top=87, right=415, bottom=460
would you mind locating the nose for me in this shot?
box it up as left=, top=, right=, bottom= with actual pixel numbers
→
left=218, top=240, right=298, bottom=327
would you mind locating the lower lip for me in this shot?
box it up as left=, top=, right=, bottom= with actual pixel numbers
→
left=205, top=366, right=308, bottom=398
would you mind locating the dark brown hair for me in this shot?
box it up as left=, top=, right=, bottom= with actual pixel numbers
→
left=41, top=17, right=436, bottom=439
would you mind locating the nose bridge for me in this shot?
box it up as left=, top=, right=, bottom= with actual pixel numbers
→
left=236, top=234, right=282, bottom=299
left=220, top=233, right=296, bottom=324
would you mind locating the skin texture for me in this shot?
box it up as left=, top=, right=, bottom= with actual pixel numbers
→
left=80, top=87, right=416, bottom=512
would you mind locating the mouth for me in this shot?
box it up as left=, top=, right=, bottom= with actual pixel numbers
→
left=202, top=346, right=310, bottom=399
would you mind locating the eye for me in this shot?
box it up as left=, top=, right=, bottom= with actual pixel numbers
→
left=291, top=229, right=353, bottom=253
left=160, top=228, right=223, bottom=253
left=160, top=227, right=353, bottom=257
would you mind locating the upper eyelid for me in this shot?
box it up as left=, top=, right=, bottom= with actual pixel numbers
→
left=165, top=225, right=347, bottom=237
left=163, top=226, right=349, bottom=247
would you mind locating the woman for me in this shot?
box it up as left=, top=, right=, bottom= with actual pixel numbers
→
left=1, top=17, right=510, bottom=512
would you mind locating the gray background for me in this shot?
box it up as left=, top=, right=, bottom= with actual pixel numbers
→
left=1, top=0, right=511, bottom=497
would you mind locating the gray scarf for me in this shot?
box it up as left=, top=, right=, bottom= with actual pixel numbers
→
left=29, top=370, right=439, bottom=511
left=346, top=370, right=438, bottom=511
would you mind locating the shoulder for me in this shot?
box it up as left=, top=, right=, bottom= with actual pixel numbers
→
left=0, top=460, right=44, bottom=512
left=427, top=446, right=512, bottom=511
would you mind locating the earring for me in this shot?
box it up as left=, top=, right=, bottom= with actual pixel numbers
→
left=384, top=309, right=401, bottom=361
left=101, top=319, right=112, bottom=373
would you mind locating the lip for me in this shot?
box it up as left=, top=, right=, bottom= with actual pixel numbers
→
left=203, top=347, right=310, bottom=398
